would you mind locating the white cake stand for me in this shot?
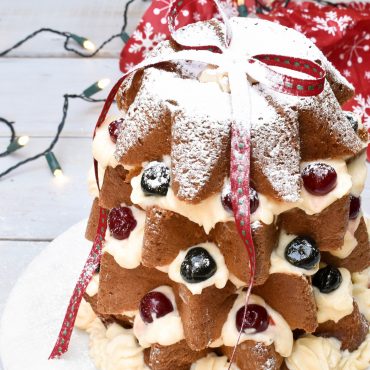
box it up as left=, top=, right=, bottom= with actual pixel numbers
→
left=0, top=220, right=97, bottom=370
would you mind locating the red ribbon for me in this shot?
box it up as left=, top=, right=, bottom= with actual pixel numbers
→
left=49, top=0, right=325, bottom=360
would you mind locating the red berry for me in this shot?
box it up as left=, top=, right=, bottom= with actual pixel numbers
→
left=221, top=186, right=259, bottom=214
left=139, top=291, right=174, bottom=324
left=221, top=191, right=233, bottom=212
left=108, top=118, right=124, bottom=143
left=236, top=304, right=269, bottom=333
left=302, top=163, right=337, bottom=196
left=108, top=206, right=137, bottom=240
left=349, top=195, right=361, bottom=220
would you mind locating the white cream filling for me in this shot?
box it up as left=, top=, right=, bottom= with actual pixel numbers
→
left=347, top=151, right=368, bottom=197
left=190, top=353, right=240, bottom=370
left=285, top=332, right=370, bottom=370
left=314, top=267, right=354, bottom=324
left=76, top=298, right=97, bottom=330
left=229, top=273, right=246, bottom=289
left=329, top=214, right=362, bottom=259
left=103, top=206, right=146, bottom=269
left=168, top=242, right=229, bottom=294
left=298, top=159, right=352, bottom=215
left=87, top=318, right=148, bottom=370
left=221, top=293, right=293, bottom=357
left=352, top=267, right=370, bottom=321
left=270, top=231, right=320, bottom=276
left=92, top=117, right=120, bottom=169
left=86, top=273, right=100, bottom=297
left=133, top=286, right=184, bottom=348
left=285, top=335, right=342, bottom=370
left=131, top=170, right=233, bottom=234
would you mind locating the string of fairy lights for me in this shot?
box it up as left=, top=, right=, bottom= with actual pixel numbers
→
left=0, top=0, right=341, bottom=179
left=0, top=0, right=137, bottom=179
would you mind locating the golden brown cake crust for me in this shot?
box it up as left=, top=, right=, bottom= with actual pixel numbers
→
left=145, top=340, right=210, bottom=370
left=222, top=341, right=283, bottom=370
left=315, top=302, right=369, bottom=352
left=278, top=195, right=350, bottom=252
left=85, top=198, right=101, bottom=242
left=99, top=165, right=133, bottom=209
left=322, top=217, right=370, bottom=272
left=97, top=253, right=173, bottom=314
left=254, top=273, right=318, bottom=333
left=142, top=206, right=208, bottom=268
left=210, top=221, right=277, bottom=285
left=176, top=282, right=237, bottom=351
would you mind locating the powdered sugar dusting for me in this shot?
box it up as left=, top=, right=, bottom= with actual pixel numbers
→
left=114, top=16, right=359, bottom=202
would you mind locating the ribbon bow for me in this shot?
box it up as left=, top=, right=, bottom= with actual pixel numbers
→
left=49, top=0, right=325, bottom=360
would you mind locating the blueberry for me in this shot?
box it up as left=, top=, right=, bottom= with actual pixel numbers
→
left=344, top=112, right=358, bottom=132
left=141, top=162, right=170, bottom=196
left=312, top=265, right=342, bottom=293
left=285, top=236, right=320, bottom=270
left=180, top=247, right=217, bottom=283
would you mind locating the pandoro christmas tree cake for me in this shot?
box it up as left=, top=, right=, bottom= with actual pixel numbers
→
left=50, top=2, right=370, bottom=369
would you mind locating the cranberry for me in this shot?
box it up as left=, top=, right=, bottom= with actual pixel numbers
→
left=221, top=186, right=259, bottom=214
left=139, top=291, right=174, bottom=324
left=221, top=191, right=233, bottom=212
left=349, top=195, right=361, bottom=220
left=236, top=304, right=269, bottom=333
left=108, top=118, right=124, bottom=143
left=302, top=163, right=337, bottom=196
left=108, top=206, right=137, bottom=240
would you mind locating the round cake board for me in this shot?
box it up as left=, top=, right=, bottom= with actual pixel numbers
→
left=0, top=220, right=97, bottom=370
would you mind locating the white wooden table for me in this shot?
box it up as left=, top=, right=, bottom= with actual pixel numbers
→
left=0, top=2, right=369, bottom=369
left=0, top=1, right=149, bottom=368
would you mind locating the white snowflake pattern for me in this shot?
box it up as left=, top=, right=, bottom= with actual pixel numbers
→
left=198, top=0, right=207, bottom=5
left=339, top=31, right=370, bottom=67
left=123, top=62, right=135, bottom=73
left=365, top=71, right=370, bottom=80
left=193, top=12, right=201, bottom=22
left=312, top=11, right=353, bottom=36
left=213, top=0, right=238, bottom=20
left=352, top=94, right=370, bottom=129
left=343, top=69, right=351, bottom=77
left=153, top=0, right=189, bottom=25
left=128, top=23, right=167, bottom=58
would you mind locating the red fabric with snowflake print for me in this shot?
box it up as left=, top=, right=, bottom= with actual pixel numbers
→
left=119, top=0, right=238, bottom=73
left=258, top=0, right=370, bottom=159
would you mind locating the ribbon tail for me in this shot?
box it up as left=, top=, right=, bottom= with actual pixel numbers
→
left=228, top=66, right=256, bottom=367
left=48, top=207, right=108, bottom=359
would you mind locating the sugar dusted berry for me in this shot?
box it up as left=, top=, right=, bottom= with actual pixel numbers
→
left=108, top=206, right=137, bottom=240
left=141, top=162, right=170, bottom=196
left=180, top=247, right=217, bottom=283
left=302, top=163, right=337, bottom=196
left=285, top=236, right=320, bottom=270
left=236, top=304, right=269, bottom=333
left=313, top=265, right=342, bottom=293
left=139, top=291, right=174, bottom=324
left=108, top=118, right=124, bottom=143
left=349, top=195, right=361, bottom=220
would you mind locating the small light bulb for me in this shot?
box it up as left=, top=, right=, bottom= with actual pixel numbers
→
left=97, top=78, right=110, bottom=89
left=17, top=135, right=29, bottom=146
left=83, top=39, right=96, bottom=51
left=53, top=169, right=64, bottom=178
